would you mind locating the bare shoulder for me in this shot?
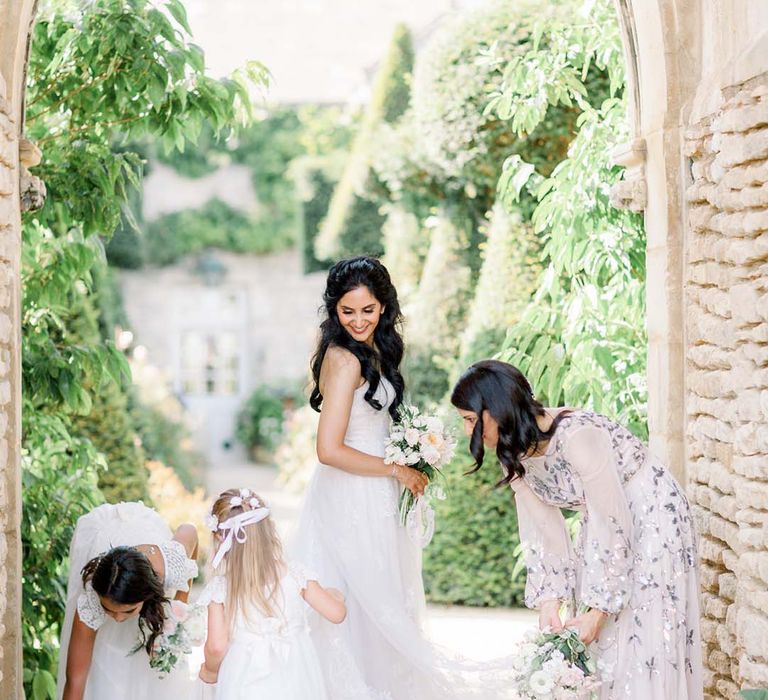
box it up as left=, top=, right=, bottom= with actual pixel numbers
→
left=322, top=346, right=362, bottom=380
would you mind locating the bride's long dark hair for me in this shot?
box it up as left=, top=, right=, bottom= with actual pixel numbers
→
left=81, top=546, right=168, bottom=654
left=310, top=256, right=405, bottom=420
left=451, top=360, right=570, bottom=484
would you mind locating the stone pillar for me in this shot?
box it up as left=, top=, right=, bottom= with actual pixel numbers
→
left=0, top=71, right=22, bottom=700
left=0, top=2, right=36, bottom=697
left=685, top=77, right=768, bottom=699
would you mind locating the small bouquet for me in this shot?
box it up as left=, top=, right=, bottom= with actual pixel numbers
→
left=133, top=600, right=206, bottom=678
left=384, top=405, right=456, bottom=546
left=510, top=626, right=601, bottom=699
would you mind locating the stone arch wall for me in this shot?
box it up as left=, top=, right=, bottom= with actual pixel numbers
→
left=0, top=1, right=36, bottom=697
left=616, top=1, right=768, bottom=696
left=0, top=1, right=765, bottom=698
left=612, top=0, right=702, bottom=484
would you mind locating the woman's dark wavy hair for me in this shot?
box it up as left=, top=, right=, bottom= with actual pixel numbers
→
left=450, top=360, right=570, bottom=485
left=310, top=256, right=405, bottom=420
left=81, top=546, right=168, bottom=654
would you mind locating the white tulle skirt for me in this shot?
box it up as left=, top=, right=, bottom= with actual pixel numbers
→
left=293, top=465, right=516, bottom=700
left=56, top=502, right=198, bottom=700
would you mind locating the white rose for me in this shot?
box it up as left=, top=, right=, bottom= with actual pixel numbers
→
left=424, top=416, right=443, bottom=433
left=404, top=428, right=421, bottom=447
left=529, top=670, right=555, bottom=696
left=404, top=450, right=421, bottom=465
left=421, top=445, right=441, bottom=466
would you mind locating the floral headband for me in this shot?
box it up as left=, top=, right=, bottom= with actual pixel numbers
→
left=205, top=488, right=271, bottom=569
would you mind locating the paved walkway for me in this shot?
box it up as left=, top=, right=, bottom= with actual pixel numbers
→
left=205, top=460, right=536, bottom=659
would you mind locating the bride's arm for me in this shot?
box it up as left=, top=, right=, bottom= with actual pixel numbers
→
left=316, top=348, right=427, bottom=495
left=62, top=613, right=97, bottom=700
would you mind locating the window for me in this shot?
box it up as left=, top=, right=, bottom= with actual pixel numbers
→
left=180, top=331, right=240, bottom=396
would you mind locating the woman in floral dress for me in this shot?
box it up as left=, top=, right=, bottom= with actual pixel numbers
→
left=451, top=360, right=703, bottom=699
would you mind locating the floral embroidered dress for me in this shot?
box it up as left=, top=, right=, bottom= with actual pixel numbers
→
left=196, top=561, right=327, bottom=700
left=56, top=502, right=199, bottom=700
left=514, top=411, right=703, bottom=699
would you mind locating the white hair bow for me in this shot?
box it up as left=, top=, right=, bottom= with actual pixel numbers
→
left=210, top=507, right=270, bottom=570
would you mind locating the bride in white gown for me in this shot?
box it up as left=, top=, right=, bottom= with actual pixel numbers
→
left=294, top=257, right=513, bottom=700
left=56, top=501, right=199, bottom=700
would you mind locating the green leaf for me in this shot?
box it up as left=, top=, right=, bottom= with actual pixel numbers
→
left=32, top=669, right=56, bottom=700
left=740, top=692, right=768, bottom=700
left=165, top=0, right=193, bottom=34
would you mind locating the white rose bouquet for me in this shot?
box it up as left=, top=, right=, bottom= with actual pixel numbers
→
left=510, top=626, right=601, bottom=699
left=384, top=404, right=456, bottom=545
left=133, top=600, right=206, bottom=677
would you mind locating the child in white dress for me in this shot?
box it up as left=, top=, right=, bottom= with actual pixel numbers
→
left=197, top=488, right=346, bottom=700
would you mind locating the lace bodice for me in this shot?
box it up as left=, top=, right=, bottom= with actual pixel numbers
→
left=77, top=540, right=198, bottom=630
left=340, top=378, right=394, bottom=458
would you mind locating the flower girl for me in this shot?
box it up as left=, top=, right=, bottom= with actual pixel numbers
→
left=198, top=488, right=346, bottom=699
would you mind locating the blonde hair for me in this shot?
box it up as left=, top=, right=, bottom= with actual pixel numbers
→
left=210, top=488, right=284, bottom=628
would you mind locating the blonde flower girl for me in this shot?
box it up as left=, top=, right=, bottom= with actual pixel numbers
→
left=197, top=488, right=346, bottom=699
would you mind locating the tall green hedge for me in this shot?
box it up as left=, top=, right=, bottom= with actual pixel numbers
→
left=315, top=24, right=414, bottom=260
left=74, top=381, right=151, bottom=504
left=423, top=437, right=526, bottom=607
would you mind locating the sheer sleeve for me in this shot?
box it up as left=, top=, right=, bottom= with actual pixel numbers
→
left=562, top=423, right=634, bottom=615
left=196, top=575, right=227, bottom=606
left=288, top=561, right=319, bottom=591
left=159, top=540, right=199, bottom=593
left=76, top=582, right=106, bottom=630
left=512, top=478, right=577, bottom=609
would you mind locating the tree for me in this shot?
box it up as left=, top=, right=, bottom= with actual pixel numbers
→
left=487, top=0, right=647, bottom=435
left=21, top=0, right=263, bottom=693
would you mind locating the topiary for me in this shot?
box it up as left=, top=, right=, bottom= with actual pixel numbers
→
left=401, top=211, right=474, bottom=406
left=73, top=380, right=151, bottom=504
left=315, top=24, right=415, bottom=260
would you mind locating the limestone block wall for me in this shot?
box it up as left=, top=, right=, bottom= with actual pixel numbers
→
left=685, top=76, right=768, bottom=699
left=0, top=70, right=19, bottom=694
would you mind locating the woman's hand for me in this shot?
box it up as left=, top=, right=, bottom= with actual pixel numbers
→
left=538, top=599, right=564, bottom=632
left=392, top=464, right=428, bottom=497
left=564, top=608, right=608, bottom=644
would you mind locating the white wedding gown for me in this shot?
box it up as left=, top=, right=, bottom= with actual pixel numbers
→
left=56, top=501, right=199, bottom=700
left=293, top=379, right=514, bottom=700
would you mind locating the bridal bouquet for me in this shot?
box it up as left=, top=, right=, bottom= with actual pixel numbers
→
left=384, top=404, right=456, bottom=545
left=135, top=600, right=206, bottom=677
left=510, top=627, right=601, bottom=699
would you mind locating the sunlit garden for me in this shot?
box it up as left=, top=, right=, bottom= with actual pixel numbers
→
left=21, top=0, right=651, bottom=696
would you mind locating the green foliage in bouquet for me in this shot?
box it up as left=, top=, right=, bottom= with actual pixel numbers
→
left=423, top=435, right=526, bottom=606
left=741, top=692, right=768, bottom=700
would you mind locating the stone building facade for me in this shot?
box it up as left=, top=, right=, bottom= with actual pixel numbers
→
left=0, top=1, right=767, bottom=698
left=685, top=82, right=768, bottom=695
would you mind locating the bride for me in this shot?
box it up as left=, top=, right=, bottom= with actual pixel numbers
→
left=57, top=501, right=199, bottom=700
left=293, top=256, right=511, bottom=700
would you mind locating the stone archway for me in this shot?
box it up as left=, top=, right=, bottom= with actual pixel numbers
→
left=611, top=0, right=702, bottom=484
left=0, top=1, right=37, bottom=696
left=2, top=1, right=768, bottom=698
left=615, top=1, right=768, bottom=695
